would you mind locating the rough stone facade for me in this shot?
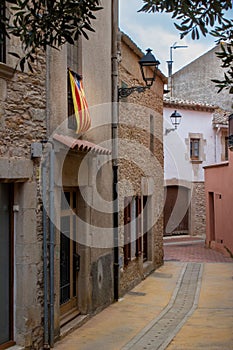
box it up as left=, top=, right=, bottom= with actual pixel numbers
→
left=0, top=1, right=114, bottom=349
left=190, top=182, right=206, bottom=237
left=0, top=47, right=46, bottom=349
left=118, top=33, right=166, bottom=295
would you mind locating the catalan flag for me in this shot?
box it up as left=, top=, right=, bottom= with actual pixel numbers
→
left=69, top=70, right=91, bottom=134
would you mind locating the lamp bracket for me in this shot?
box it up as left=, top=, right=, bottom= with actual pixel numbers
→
left=165, top=127, right=176, bottom=135
left=118, top=86, right=149, bottom=99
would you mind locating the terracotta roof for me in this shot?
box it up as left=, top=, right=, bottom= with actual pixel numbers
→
left=164, top=96, right=217, bottom=111
left=53, top=133, right=111, bottom=155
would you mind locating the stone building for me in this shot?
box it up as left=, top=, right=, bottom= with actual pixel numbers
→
left=163, top=43, right=232, bottom=238
left=171, top=44, right=233, bottom=112
left=163, top=97, right=229, bottom=237
left=118, top=33, right=167, bottom=294
left=0, top=1, right=114, bottom=349
left=0, top=3, right=166, bottom=350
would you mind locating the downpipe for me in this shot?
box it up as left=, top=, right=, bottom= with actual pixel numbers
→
left=42, top=160, right=49, bottom=349
left=112, top=0, right=119, bottom=301
left=49, top=144, right=55, bottom=347
left=42, top=141, right=55, bottom=349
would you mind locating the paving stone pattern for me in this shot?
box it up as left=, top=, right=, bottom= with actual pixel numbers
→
left=122, top=263, right=202, bottom=350
left=164, top=237, right=232, bottom=263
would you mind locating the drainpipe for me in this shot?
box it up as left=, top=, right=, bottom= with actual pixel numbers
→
left=42, top=160, right=49, bottom=349
left=49, top=144, right=55, bottom=347
left=41, top=140, right=55, bottom=348
left=214, top=125, right=220, bottom=163
left=112, top=0, right=119, bottom=301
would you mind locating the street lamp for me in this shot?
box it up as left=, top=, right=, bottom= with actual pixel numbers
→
left=118, top=48, right=160, bottom=99
left=167, top=42, right=188, bottom=77
left=165, top=110, right=182, bottom=135
left=167, top=42, right=188, bottom=96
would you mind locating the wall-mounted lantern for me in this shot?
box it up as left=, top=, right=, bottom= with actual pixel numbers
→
left=118, top=48, right=160, bottom=99
left=165, top=110, right=182, bottom=135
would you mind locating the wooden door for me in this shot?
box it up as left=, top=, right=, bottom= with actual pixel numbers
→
left=164, top=186, right=189, bottom=236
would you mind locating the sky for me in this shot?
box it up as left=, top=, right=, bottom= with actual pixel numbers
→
left=119, top=0, right=232, bottom=76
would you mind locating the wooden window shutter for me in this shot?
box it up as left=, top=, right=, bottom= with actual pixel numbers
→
left=124, top=197, right=131, bottom=265
left=136, top=196, right=142, bottom=257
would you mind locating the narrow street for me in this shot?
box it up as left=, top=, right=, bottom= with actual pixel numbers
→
left=54, top=236, right=233, bottom=350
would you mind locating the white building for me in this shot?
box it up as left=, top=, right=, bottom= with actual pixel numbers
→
left=163, top=97, right=228, bottom=237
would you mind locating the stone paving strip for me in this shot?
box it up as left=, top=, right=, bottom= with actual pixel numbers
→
left=122, top=262, right=203, bottom=350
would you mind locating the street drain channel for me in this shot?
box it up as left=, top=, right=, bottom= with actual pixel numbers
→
left=152, top=272, right=173, bottom=279
left=127, top=291, right=146, bottom=296
left=122, top=262, right=203, bottom=350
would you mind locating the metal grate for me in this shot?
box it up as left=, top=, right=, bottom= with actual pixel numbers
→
left=127, top=291, right=146, bottom=296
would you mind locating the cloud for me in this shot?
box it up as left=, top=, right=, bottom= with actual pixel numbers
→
left=119, top=0, right=217, bottom=75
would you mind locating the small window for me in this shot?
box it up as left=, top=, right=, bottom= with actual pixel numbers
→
left=123, top=196, right=142, bottom=266
left=67, top=72, right=77, bottom=130
left=225, top=136, right=229, bottom=161
left=0, top=2, right=6, bottom=63
left=190, top=138, right=200, bottom=160
left=143, top=196, right=148, bottom=262
left=150, top=115, right=154, bottom=153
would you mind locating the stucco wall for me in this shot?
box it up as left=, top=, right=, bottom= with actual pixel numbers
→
left=164, top=106, right=216, bottom=182
left=205, top=151, right=233, bottom=256
left=172, top=45, right=233, bottom=112
left=164, top=104, right=218, bottom=237
left=49, top=0, right=114, bottom=336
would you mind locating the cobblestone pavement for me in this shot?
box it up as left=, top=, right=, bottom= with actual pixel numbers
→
left=163, top=235, right=232, bottom=263
left=54, top=236, right=233, bottom=350
left=122, top=263, right=203, bottom=350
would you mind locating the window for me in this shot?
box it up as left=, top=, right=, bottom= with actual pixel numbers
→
left=190, top=138, right=200, bottom=160
left=150, top=115, right=154, bottom=153
left=123, top=196, right=142, bottom=265
left=225, top=136, right=229, bottom=161
left=67, top=73, right=77, bottom=131
left=0, top=2, right=6, bottom=63
left=67, top=42, right=80, bottom=131
left=142, top=196, right=148, bottom=262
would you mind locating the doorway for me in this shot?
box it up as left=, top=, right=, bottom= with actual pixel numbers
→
left=164, top=186, right=189, bottom=236
left=60, top=189, right=80, bottom=318
left=0, top=183, right=14, bottom=349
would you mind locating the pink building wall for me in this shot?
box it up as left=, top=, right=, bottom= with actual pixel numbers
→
left=204, top=151, right=233, bottom=257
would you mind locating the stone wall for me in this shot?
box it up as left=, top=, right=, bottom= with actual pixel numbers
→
left=118, top=34, right=165, bottom=295
left=190, top=182, right=206, bottom=237
left=0, top=50, right=47, bottom=349
left=0, top=55, right=47, bottom=157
